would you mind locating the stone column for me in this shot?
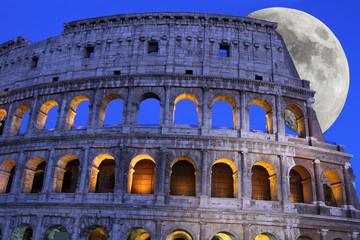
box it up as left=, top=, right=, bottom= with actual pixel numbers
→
left=242, top=224, right=251, bottom=240
left=154, top=221, right=162, bottom=240
left=279, top=155, right=290, bottom=203
left=201, top=149, right=208, bottom=196
left=113, top=146, right=123, bottom=203
left=313, top=159, right=324, bottom=203
left=26, top=93, right=39, bottom=134
left=2, top=102, right=13, bottom=136
left=43, top=148, right=55, bottom=194
left=275, top=94, right=285, bottom=141
left=72, top=217, right=80, bottom=240
left=76, top=147, right=89, bottom=202
left=156, top=147, right=167, bottom=205
left=200, top=222, right=206, bottom=240
left=2, top=216, right=12, bottom=240
left=55, top=97, right=67, bottom=131
left=162, top=85, right=171, bottom=128
left=239, top=91, right=248, bottom=137
left=110, top=222, right=120, bottom=240
left=86, top=89, right=100, bottom=133
left=10, top=151, right=26, bottom=194
left=122, top=87, right=133, bottom=133
left=240, top=150, right=251, bottom=208
left=119, top=146, right=128, bottom=196
left=343, top=162, right=353, bottom=207
left=200, top=87, right=208, bottom=134
left=33, top=214, right=43, bottom=240
left=318, top=229, right=328, bottom=240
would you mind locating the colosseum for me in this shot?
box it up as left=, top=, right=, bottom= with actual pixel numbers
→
left=0, top=12, right=359, bottom=240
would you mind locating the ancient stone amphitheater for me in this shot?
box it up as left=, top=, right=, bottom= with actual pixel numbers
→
left=0, top=12, right=359, bottom=240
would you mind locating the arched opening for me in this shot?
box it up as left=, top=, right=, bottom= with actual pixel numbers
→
left=124, top=228, right=151, bottom=240
left=297, top=236, right=313, bottom=240
left=65, top=96, right=90, bottom=130
left=284, top=104, right=306, bottom=138
left=212, top=96, right=236, bottom=130
left=170, top=158, right=196, bottom=196
left=167, top=230, right=193, bottom=240
left=0, top=159, right=15, bottom=193
left=251, top=162, right=277, bottom=201
left=82, top=226, right=109, bottom=240
left=173, top=94, right=198, bottom=128
left=290, top=166, right=313, bottom=203
left=11, top=223, right=33, bottom=240
left=89, top=154, right=115, bottom=193
left=254, top=233, right=277, bottom=240
left=249, top=99, right=273, bottom=133
left=212, top=231, right=236, bottom=240
left=10, top=104, right=30, bottom=135
left=21, top=157, right=46, bottom=193
left=137, top=93, right=160, bottom=126
left=128, top=154, right=156, bottom=194
left=36, top=100, right=58, bottom=131
left=100, top=94, right=124, bottom=127
left=0, top=109, right=7, bottom=135
left=53, top=155, right=80, bottom=193
left=211, top=159, right=237, bottom=198
left=45, top=225, right=68, bottom=240
left=323, top=170, right=344, bottom=207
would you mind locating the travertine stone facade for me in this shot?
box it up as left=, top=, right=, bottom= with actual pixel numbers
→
left=0, top=12, right=359, bottom=240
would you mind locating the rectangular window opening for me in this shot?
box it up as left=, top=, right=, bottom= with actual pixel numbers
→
left=148, top=42, right=159, bottom=54
left=255, top=75, right=263, bottom=81
left=185, top=70, right=193, bottom=75
left=85, top=47, right=94, bottom=58
left=31, top=56, right=39, bottom=68
left=52, top=77, right=59, bottom=82
left=113, top=70, right=121, bottom=75
left=4, top=88, right=9, bottom=92
left=219, top=44, right=230, bottom=57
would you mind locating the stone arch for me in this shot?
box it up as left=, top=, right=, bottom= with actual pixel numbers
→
left=0, top=159, right=16, bottom=193
left=166, top=229, right=193, bottom=240
left=81, top=225, right=109, bottom=240
left=53, top=154, right=80, bottom=193
left=10, top=104, right=31, bottom=136
left=21, top=157, right=46, bottom=193
left=44, top=225, right=68, bottom=240
left=36, top=100, right=59, bottom=131
left=65, top=95, right=90, bottom=130
left=89, top=153, right=116, bottom=193
left=0, top=109, right=7, bottom=135
left=173, top=93, right=199, bottom=127
left=254, top=233, right=278, bottom=240
left=211, top=158, right=238, bottom=198
left=297, top=236, right=313, bottom=240
left=251, top=161, right=278, bottom=201
left=124, top=227, right=152, bottom=240
left=284, top=104, right=306, bottom=138
left=137, top=92, right=161, bottom=126
left=289, top=165, right=313, bottom=203
left=212, top=95, right=237, bottom=130
left=323, top=170, right=344, bottom=207
left=212, top=231, right=237, bottom=240
left=170, top=156, right=197, bottom=196
left=100, top=94, right=124, bottom=127
left=11, top=223, right=33, bottom=240
left=248, top=99, right=273, bottom=133
left=128, top=154, right=156, bottom=194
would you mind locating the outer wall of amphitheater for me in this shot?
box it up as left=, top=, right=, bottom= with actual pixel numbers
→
left=0, top=12, right=359, bottom=240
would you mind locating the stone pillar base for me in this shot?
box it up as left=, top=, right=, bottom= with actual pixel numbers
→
left=155, top=193, right=165, bottom=206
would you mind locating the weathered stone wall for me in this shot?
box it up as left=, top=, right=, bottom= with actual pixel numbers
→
left=0, top=12, right=359, bottom=240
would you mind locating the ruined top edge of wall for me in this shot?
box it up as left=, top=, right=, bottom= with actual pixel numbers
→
left=62, top=12, right=278, bottom=33
left=0, top=36, right=32, bottom=53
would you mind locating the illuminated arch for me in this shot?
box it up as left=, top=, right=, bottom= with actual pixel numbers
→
left=10, top=104, right=30, bottom=135
left=124, top=227, right=151, bottom=240
left=167, top=230, right=193, bottom=240
left=36, top=100, right=59, bottom=131
left=323, top=170, right=344, bottom=207
left=0, top=159, right=15, bottom=193
left=21, top=157, right=46, bottom=193
left=170, top=156, right=197, bottom=196
left=65, top=96, right=90, bottom=130
left=254, top=233, right=278, bottom=240
left=297, top=236, right=313, bottom=240
left=53, top=154, right=79, bottom=193
left=252, top=161, right=277, bottom=201
left=212, top=96, right=236, bottom=130
left=89, top=154, right=115, bottom=193
left=211, top=158, right=238, bottom=198
left=128, top=154, right=156, bottom=194
left=289, top=165, right=313, bottom=203
left=100, top=94, right=124, bottom=127
left=173, top=93, right=199, bottom=127
left=212, top=231, right=237, bottom=240
left=0, top=109, right=7, bottom=135
left=81, top=225, right=109, bottom=240
left=249, top=99, right=273, bottom=133
left=284, top=104, right=306, bottom=138
left=44, top=225, right=68, bottom=240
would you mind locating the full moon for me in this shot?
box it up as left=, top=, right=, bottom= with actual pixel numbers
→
left=248, top=8, right=349, bottom=132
